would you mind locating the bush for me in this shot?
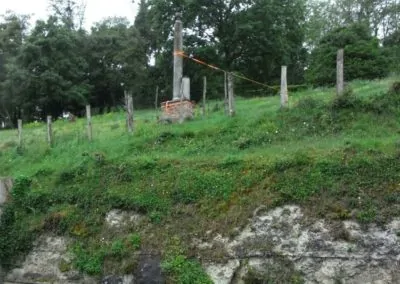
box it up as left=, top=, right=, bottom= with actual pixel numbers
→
left=162, top=255, right=212, bottom=284
left=383, top=30, right=400, bottom=73
left=128, top=233, right=141, bottom=250
left=0, top=205, right=36, bottom=268
left=11, top=176, right=32, bottom=206
left=307, top=23, right=389, bottom=86
left=390, top=81, right=400, bottom=95
left=331, top=87, right=363, bottom=110
left=296, top=97, right=322, bottom=110
left=72, top=244, right=105, bottom=275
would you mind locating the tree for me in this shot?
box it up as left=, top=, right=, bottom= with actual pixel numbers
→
left=383, top=29, right=400, bottom=72
left=15, top=16, right=91, bottom=119
left=137, top=0, right=307, bottom=100
left=0, top=12, right=30, bottom=125
left=306, top=23, right=389, bottom=86
left=87, top=17, right=148, bottom=110
left=305, top=0, right=400, bottom=47
left=49, top=0, right=87, bottom=30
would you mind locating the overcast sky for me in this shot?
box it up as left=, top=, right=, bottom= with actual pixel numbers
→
left=0, top=0, right=139, bottom=30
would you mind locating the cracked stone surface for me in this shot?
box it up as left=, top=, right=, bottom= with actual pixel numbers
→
left=105, top=209, right=144, bottom=229
left=0, top=177, right=12, bottom=217
left=202, top=206, right=400, bottom=284
left=5, top=236, right=97, bottom=284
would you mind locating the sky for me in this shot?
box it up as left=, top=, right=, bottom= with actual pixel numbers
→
left=0, top=0, right=139, bottom=30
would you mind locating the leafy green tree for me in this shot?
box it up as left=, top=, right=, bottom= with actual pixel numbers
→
left=306, top=23, right=389, bottom=86
left=15, top=16, right=91, bottom=119
left=383, top=29, right=400, bottom=73
left=0, top=12, right=30, bottom=125
left=87, top=17, right=148, bottom=110
left=137, top=0, right=307, bottom=100
left=49, top=0, right=87, bottom=30
left=305, top=0, right=400, bottom=47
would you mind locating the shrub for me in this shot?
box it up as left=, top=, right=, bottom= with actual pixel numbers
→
left=72, top=244, right=105, bottom=275
left=110, top=240, right=126, bottom=258
left=11, top=176, right=32, bottom=205
left=307, top=23, right=389, bottom=85
left=295, top=97, right=323, bottom=110
left=0, top=205, right=35, bottom=268
left=156, top=131, right=175, bottom=144
left=331, top=87, right=363, bottom=110
left=389, top=81, right=400, bottom=95
left=128, top=233, right=141, bottom=250
left=162, top=255, right=212, bottom=284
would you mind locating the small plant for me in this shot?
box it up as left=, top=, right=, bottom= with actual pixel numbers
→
left=389, top=81, right=400, bottom=95
left=110, top=240, right=125, bottom=258
left=162, top=255, right=212, bottom=284
left=234, top=137, right=252, bottom=150
left=180, top=131, right=195, bottom=139
left=128, top=233, right=141, bottom=250
left=59, top=259, right=72, bottom=272
left=156, top=131, right=175, bottom=144
left=356, top=207, right=377, bottom=223
left=149, top=211, right=162, bottom=224
left=11, top=176, right=32, bottom=203
left=72, top=244, right=105, bottom=275
left=92, top=152, right=106, bottom=165
left=331, top=87, right=362, bottom=110
left=296, top=97, right=321, bottom=110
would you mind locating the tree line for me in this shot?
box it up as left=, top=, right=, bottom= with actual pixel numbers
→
left=0, top=0, right=399, bottom=125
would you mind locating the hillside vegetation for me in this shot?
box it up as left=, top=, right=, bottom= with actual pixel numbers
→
left=1, top=77, right=400, bottom=282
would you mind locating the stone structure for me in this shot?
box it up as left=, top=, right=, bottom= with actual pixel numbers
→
left=5, top=236, right=97, bottom=284
left=173, top=13, right=183, bottom=101
left=160, top=100, right=195, bottom=123
left=160, top=12, right=194, bottom=123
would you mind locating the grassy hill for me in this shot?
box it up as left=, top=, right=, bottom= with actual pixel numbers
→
left=1, top=77, right=400, bottom=281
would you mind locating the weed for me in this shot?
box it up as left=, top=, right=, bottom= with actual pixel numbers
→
left=128, top=233, right=141, bottom=250
left=331, top=87, right=363, bottom=110
left=110, top=240, right=126, bottom=258
left=156, top=131, right=175, bottom=144
left=389, top=81, right=400, bottom=94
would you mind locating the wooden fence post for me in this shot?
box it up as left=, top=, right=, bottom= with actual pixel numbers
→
left=224, top=72, right=229, bottom=115
left=155, top=86, right=159, bottom=117
left=17, top=119, right=22, bottom=148
left=47, top=115, right=53, bottom=146
left=126, top=91, right=134, bottom=133
left=202, top=76, right=207, bottom=118
left=86, top=105, right=92, bottom=141
left=280, top=66, right=289, bottom=108
left=228, top=73, right=236, bottom=117
left=337, top=49, right=344, bottom=96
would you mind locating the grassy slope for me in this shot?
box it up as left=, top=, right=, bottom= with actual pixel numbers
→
left=0, top=77, right=400, bottom=282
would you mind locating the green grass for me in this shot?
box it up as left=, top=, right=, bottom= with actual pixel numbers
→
left=0, top=76, right=400, bottom=282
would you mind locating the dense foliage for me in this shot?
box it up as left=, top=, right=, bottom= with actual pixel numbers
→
left=307, top=23, right=389, bottom=85
left=0, top=0, right=399, bottom=122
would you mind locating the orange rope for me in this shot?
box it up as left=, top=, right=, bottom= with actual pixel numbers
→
left=174, top=51, right=279, bottom=90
